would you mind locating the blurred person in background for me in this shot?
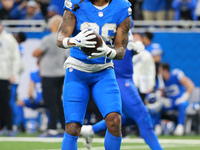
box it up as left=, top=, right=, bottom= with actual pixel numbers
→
left=45, top=4, right=59, bottom=21
left=166, top=0, right=175, bottom=20
left=11, top=0, right=23, bottom=11
left=10, top=0, right=44, bottom=20
left=13, top=32, right=27, bottom=55
left=50, top=0, right=64, bottom=16
left=0, top=23, right=21, bottom=136
left=0, top=0, right=13, bottom=19
left=32, top=15, right=66, bottom=137
left=129, top=0, right=143, bottom=20
left=17, top=59, right=48, bottom=132
left=35, top=0, right=50, bottom=17
left=172, top=0, right=198, bottom=20
left=142, top=32, right=163, bottom=76
left=150, top=63, right=194, bottom=136
left=132, top=33, right=156, bottom=102
left=132, top=33, right=162, bottom=136
left=142, top=0, right=168, bottom=20
left=17, top=59, right=44, bottom=109
left=195, top=0, right=200, bottom=19
left=9, top=32, right=27, bottom=132
left=142, top=31, right=164, bottom=114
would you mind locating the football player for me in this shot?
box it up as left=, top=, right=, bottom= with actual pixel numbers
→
left=57, top=0, right=132, bottom=149
left=142, top=31, right=163, bottom=75
left=151, top=63, right=194, bottom=136
left=10, top=32, right=26, bottom=130
left=81, top=32, right=163, bottom=150
left=132, top=33, right=156, bottom=102
left=17, top=59, right=49, bottom=133
left=17, top=69, right=44, bottom=109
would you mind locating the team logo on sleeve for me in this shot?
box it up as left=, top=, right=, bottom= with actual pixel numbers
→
left=65, top=0, right=72, bottom=10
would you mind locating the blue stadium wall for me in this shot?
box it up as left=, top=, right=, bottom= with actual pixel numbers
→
left=153, top=33, right=200, bottom=87
left=26, top=32, right=200, bottom=87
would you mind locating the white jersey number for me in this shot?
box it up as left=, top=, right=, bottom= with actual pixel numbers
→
left=80, top=22, right=117, bottom=47
left=165, top=84, right=180, bottom=97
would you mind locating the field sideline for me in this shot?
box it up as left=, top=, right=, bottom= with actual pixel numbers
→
left=1, top=136, right=200, bottom=150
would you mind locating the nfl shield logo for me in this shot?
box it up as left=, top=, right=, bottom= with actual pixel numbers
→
left=98, top=12, right=103, bottom=17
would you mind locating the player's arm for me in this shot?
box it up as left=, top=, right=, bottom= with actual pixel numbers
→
left=28, top=79, right=35, bottom=98
left=179, top=76, right=194, bottom=95
left=17, top=79, right=35, bottom=107
left=113, top=17, right=131, bottom=60
left=57, top=10, right=96, bottom=49
left=33, top=48, right=44, bottom=57
left=57, top=10, right=76, bottom=48
left=175, top=76, right=195, bottom=105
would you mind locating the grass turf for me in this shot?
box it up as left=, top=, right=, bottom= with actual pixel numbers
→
left=1, top=140, right=200, bottom=150
left=1, top=135, right=200, bottom=150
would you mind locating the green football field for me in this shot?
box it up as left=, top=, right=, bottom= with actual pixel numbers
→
left=1, top=135, right=200, bottom=150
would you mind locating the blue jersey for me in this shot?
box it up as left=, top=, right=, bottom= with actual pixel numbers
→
left=163, top=69, right=186, bottom=101
left=64, top=0, right=131, bottom=64
left=145, top=42, right=162, bottom=57
left=30, top=71, right=43, bottom=101
left=113, top=31, right=134, bottom=78
left=113, top=47, right=134, bottom=79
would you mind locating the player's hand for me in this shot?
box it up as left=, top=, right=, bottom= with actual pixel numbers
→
left=19, top=1, right=27, bottom=10
left=69, top=29, right=97, bottom=48
left=175, top=92, right=190, bottom=105
left=175, top=97, right=186, bottom=105
left=16, top=100, right=25, bottom=106
left=87, top=39, right=116, bottom=59
left=128, top=41, right=145, bottom=53
left=160, top=97, right=172, bottom=108
left=9, top=76, right=15, bottom=83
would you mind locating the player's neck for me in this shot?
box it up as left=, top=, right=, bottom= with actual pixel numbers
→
left=164, top=73, right=170, bottom=80
left=145, top=40, right=151, bottom=46
left=92, top=0, right=110, bottom=6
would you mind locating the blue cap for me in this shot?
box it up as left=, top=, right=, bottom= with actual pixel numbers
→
left=47, top=5, right=59, bottom=13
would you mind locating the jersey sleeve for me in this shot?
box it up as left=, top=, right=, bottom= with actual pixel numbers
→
left=117, top=0, right=132, bottom=26
left=172, top=69, right=185, bottom=81
left=151, top=43, right=163, bottom=56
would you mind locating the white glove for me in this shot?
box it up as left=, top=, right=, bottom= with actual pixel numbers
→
left=87, top=39, right=116, bottom=59
left=175, top=92, right=190, bottom=105
left=63, top=29, right=97, bottom=48
left=128, top=41, right=145, bottom=53
left=160, top=97, right=172, bottom=108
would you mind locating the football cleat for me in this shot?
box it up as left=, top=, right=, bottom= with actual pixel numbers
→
left=81, top=125, right=94, bottom=149
left=155, top=124, right=162, bottom=135
left=0, top=127, right=17, bottom=137
left=173, top=124, right=184, bottom=136
left=38, top=129, right=64, bottom=137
